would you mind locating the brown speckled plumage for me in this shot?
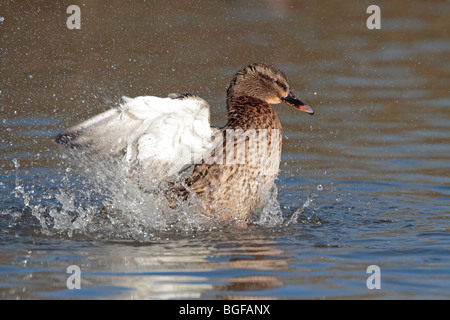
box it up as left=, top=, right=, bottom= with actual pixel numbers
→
left=167, top=63, right=313, bottom=221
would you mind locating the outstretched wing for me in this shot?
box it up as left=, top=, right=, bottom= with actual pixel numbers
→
left=56, top=95, right=216, bottom=180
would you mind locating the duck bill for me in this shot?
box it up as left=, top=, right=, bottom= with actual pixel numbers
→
left=281, top=90, right=314, bottom=115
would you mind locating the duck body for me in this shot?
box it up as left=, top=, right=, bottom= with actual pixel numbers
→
left=173, top=96, right=283, bottom=220
left=57, top=63, right=313, bottom=222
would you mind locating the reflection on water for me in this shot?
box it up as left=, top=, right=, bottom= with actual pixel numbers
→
left=0, top=236, right=289, bottom=299
left=1, top=0, right=449, bottom=299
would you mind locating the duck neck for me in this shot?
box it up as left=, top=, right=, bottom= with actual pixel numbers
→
left=225, top=95, right=282, bottom=131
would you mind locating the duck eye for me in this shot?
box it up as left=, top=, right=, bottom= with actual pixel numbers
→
left=270, top=78, right=276, bottom=83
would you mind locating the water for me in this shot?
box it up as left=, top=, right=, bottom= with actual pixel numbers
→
left=1, top=0, right=449, bottom=299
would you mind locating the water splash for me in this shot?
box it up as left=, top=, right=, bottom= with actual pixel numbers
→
left=284, top=193, right=318, bottom=226
left=10, top=151, right=284, bottom=240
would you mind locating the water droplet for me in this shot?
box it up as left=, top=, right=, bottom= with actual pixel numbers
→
left=0, top=17, right=4, bottom=22
left=12, top=158, right=19, bottom=168
left=316, top=184, right=323, bottom=191
left=336, top=197, right=342, bottom=202
left=28, top=74, right=33, bottom=79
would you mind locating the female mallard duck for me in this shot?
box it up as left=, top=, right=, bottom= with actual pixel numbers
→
left=56, top=63, right=313, bottom=222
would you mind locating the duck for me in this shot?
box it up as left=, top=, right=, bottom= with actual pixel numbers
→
left=56, top=63, right=313, bottom=222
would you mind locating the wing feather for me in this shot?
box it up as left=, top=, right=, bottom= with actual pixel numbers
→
left=56, top=95, right=216, bottom=180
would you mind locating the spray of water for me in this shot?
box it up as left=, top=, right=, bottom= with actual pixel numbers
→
left=10, top=148, right=285, bottom=240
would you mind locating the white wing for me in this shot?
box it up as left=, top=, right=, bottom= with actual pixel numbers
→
left=57, top=95, right=216, bottom=181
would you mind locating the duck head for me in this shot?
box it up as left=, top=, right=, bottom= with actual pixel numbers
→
left=227, top=62, right=314, bottom=115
